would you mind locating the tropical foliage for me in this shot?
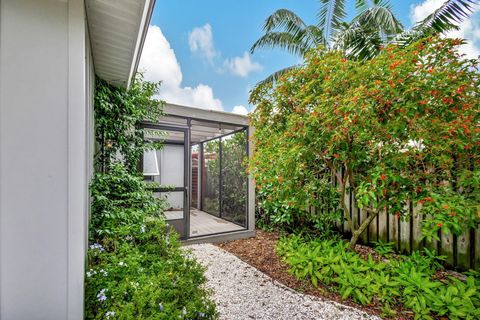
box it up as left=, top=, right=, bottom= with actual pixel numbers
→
left=201, top=131, right=248, bottom=226
left=94, top=74, right=164, bottom=172
left=249, top=37, right=480, bottom=249
left=278, top=234, right=480, bottom=319
left=86, top=76, right=217, bottom=319
left=251, top=0, right=478, bottom=85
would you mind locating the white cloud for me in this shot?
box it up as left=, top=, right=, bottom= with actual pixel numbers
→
left=410, top=0, right=480, bottom=59
left=139, top=25, right=223, bottom=111
left=224, top=52, right=263, bottom=77
left=232, top=105, right=249, bottom=115
left=188, top=24, right=262, bottom=77
left=188, top=24, right=218, bottom=64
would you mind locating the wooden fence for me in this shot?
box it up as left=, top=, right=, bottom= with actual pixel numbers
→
left=333, top=178, right=480, bottom=271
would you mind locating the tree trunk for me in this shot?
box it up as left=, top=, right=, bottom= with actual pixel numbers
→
left=348, top=209, right=378, bottom=250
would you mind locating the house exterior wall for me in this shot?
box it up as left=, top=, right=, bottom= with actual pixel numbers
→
left=0, top=0, right=92, bottom=319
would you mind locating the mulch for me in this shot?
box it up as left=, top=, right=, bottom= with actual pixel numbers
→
left=216, top=230, right=416, bottom=320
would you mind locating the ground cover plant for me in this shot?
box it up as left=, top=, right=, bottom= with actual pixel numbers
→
left=85, top=75, right=217, bottom=319
left=249, top=36, right=479, bottom=249
left=277, top=234, right=480, bottom=319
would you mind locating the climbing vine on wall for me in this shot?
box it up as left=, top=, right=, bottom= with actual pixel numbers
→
left=94, top=74, right=164, bottom=173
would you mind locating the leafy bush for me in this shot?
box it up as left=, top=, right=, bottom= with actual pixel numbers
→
left=90, top=164, right=166, bottom=238
left=87, top=76, right=217, bottom=319
left=85, top=219, right=217, bottom=320
left=249, top=37, right=480, bottom=248
left=277, top=235, right=480, bottom=319
left=95, top=74, right=164, bottom=173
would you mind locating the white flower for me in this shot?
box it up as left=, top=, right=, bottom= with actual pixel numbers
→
left=100, top=269, right=108, bottom=277
left=105, top=311, right=115, bottom=319
left=140, top=225, right=146, bottom=233
left=97, top=289, right=107, bottom=302
left=182, top=307, right=187, bottom=315
left=158, top=303, right=164, bottom=311
left=86, top=269, right=97, bottom=278
left=118, top=261, right=127, bottom=267
left=90, top=243, right=105, bottom=252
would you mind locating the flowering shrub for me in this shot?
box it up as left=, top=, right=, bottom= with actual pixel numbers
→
left=85, top=219, right=217, bottom=319
left=249, top=37, right=479, bottom=248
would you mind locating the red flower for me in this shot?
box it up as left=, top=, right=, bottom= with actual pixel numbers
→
left=449, top=211, right=456, bottom=217
left=380, top=173, right=386, bottom=181
left=437, top=222, right=443, bottom=228
left=333, top=153, right=340, bottom=159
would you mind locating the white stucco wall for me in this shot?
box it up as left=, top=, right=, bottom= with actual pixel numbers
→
left=0, top=0, right=91, bottom=319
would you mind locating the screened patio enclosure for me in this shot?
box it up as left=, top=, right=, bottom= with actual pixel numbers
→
left=141, top=103, right=255, bottom=241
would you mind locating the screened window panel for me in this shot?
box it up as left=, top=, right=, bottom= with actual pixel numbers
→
left=221, top=131, right=247, bottom=227
left=201, top=140, right=220, bottom=216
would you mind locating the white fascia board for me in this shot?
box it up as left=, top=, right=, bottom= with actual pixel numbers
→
left=127, top=0, right=156, bottom=88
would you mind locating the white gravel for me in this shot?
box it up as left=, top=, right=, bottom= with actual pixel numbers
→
left=185, top=243, right=380, bottom=320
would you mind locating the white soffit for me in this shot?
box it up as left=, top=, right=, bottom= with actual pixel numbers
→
left=86, top=0, right=155, bottom=88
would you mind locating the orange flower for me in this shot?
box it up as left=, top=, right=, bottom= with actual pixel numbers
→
left=449, top=211, right=456, bottom=217
left=333, top=153, right=340, bottom=159
left=437, top=222, right=443, bottom=227
left=380, top=173, right=386, bottom=181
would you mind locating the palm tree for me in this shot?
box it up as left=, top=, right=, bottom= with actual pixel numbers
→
left=251, top=0, right=478, bottom=86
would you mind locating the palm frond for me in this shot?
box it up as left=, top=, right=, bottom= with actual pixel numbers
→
left=335, top=23, right=383, bottom=60
left=355, top=0, right=368, bottom=12
left=317, top=0, right=347, bottom=44
left=303, top=25, right=327, bottom=47
left=250, top=31, right=312, bottom=57
left=334, top=3, right=403, bottom=58
left=393, top=0, right=477, bottom=47
left=392, top=24, right=459, bottom=47
left=253, top=65, right=301, bottom=89
left=263, top=9, right=308, bottom=34
left=355, top=5, right=403, bottom=35
left=400, top=0, right=477, bottom=46
left=416, top=0, right=477, bottom=33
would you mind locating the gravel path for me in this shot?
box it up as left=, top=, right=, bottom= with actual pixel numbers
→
left=186, top=244, right=380, bottom=320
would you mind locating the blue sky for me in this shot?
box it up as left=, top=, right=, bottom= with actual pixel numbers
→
left=138, top=0, right=480, bottom=114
